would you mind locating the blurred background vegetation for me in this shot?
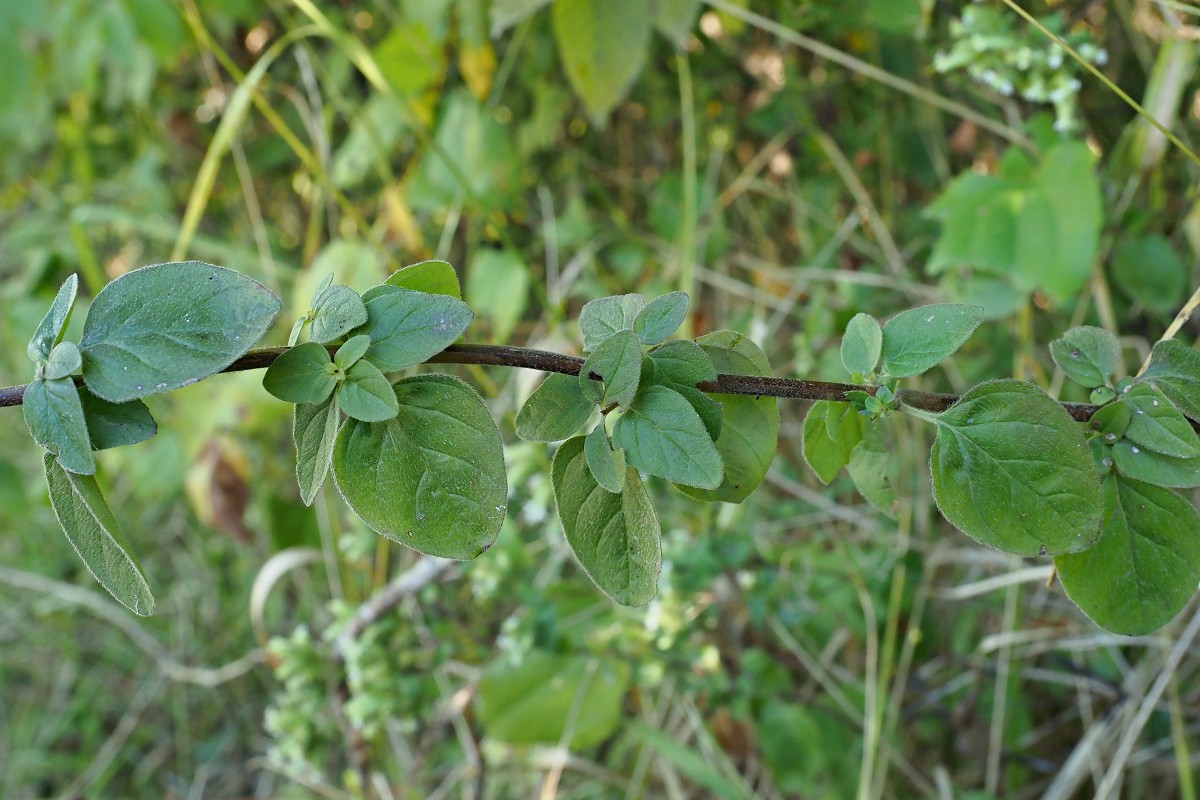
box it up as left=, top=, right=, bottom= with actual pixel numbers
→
left=1, top=0, right=1199, bottom=797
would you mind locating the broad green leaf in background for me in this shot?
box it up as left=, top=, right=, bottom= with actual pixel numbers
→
left=928, top=380, right=1102, bottom=557
left=1122, top=382, right=1200, bottom=459
left=28, top=273, right=77, bottom=363
left=654, top=0, right=701, bottom=48
left=649, top=339, right=717, bottom=385
left=489, top=0, right=553, bottom=36
left=679, top=331, right=779, bottom=503
left=802, top=400, right=864, bottom=485
left=1056, top=475, right=1200, bottom=635
left=43, top=454, right=155, bottom=616
left=262, top=341, right=338, bottom=405
left=385, top=259, right=463, bottom=299
left=1142, top=339, right=1200, bottom=422
left=584, top=424, right=625, bottom=493
left=516, top=372, right=595, bottom=442
left=1111, top=440, right=1200, bottom=488
left=331, top=94, right=407, bottom=190
left=633, top=291, right=689, bottom=346
left=880, top=304, right=983, bottom=378
left=293, top=395, right=341, bottom=506
left=847, top=424, right=898, bottom=518
left=23, top=377, right=95, bottom=475
left=552, top=0, right=653, bottom=122
left=79, top=389, right=156, bottom=451
left=80, top=262, right=280, bottom=403
left=579, top=293, right=646, bottom=351
left=359, top=286, right=473, bottom=371
left=612, top=384, right=722, bottom=490
left=579, top=329, right=643, bottom=407
left=333, top=375, right=506, bottom=559
left=309, top=283, right=367, bottom=344
left=337, top=359, right=399, bottom=422
left=841, top=312, right=883, bottom=376
left=466, top=248, right=530, bottom=342
left=1049, top=326, right=1120, bottom=388
left=333, top=335, right=371, bottom=370
left=42, top=341, right=82, bottom=380
left=1111, top=235, right=1187, bottom=314
left=552, top=436, right=660, bottom=605
left=477, top=650, right=630, bottom=748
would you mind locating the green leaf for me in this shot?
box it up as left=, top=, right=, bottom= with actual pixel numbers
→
left=551, top=0, right=653, bottom=122
left=1049, top=326, right=1120, bottom=389
left=552, top=436, right=660, bottom=605
left=79, top=389, right=156, bottom=451
left=293, top=395, right=341, bottom=506
left=466, top=249, right=530, bottom=342
left=841, top=313, right=883, bottom=376
left=1123, top=382, right=1200, bottom=459
left=1055, top=476, right=1200, bottom=635
left=633, top=291, right=689, bottom=346
left=1111, top=440, right=1200, bottom=488
left=1089, top=400, right=1132, bottom=441
left=309, top=283, right=368, bottom=344
left=287, top=317, right=306, bottom=347
left=359, top=286, right=473, bottom=371
left=579, top=329, right=643, bottom=408
left=579, top=293, right=646, bottom=351
left=847, top=423, right=898, bottom=518
left=42, top=341, right=82, bottom=380
left=28, top=273, right=78, bottom=363
left=1142, top=339, right=1200, bottom=423
left=673, top=384, right=723, bottom=442
left=612, top=385, right=722, bottom=490
left=79, top=262, right=280, bottom=403
left=584, top=424, right=625, bottom=493
left=490, top=0, right=554, bottom=36
left=262, top=341, right=337, bottom=405
left=477, top=650, right=630, bottom=747
left=384, top=259, right=463, bottom=299
left=334, top=334, right=371, bottom=370
left=880, top=304, right=983, bottom=378
left=43, top=454, right=155, bottom=616
left=1111, top=235, right=1186, bottom=314
left=337, top=359, right=399, bottom=422
left=24, top=377, right=95, bottom=475
left=929, top=379, right=1103, bottom=557
left=802, top=400, right=863, bottom=484
left=516, top=372, right=595, bottom=442
left=677, top=331, right=778, bottom=503
left=333, top=375, right=507, bottom=559
left=654, top=0, right=700, bottom=48
left=649, top=340, right=716, bottom=385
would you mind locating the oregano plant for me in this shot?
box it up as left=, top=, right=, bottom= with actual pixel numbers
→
left=5, top=260, right=1200, bottom=637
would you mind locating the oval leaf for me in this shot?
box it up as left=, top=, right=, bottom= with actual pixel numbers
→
left=1142, top=339, right=1200, bottom=422
left=579, top=293, right=646, bottom=351
left=360, top=287, right=474, bottom=371
left=333, top=374, right=506, bottom=559
left=337, top=359, right=400, bottom=422
left=385, top=259, right=463, bottom=299
left=802, top=400, right=863, bottom=485
left=516, top=372, right=596, bottom=442
left=263, top=341, right=337, bottom=404
left=334, top=334, right=371, bottom=370
left=79, top=262, right=280, bottom=403
left=841, top=313, right=883, bottom=376
left=929, top=379, right=1103, bottom=556
left=551, top=0, right=653, bottom=122
left=28, top=274, right=78, bottom=363
left=1123, top=382, right=1200, bottom=459
left=44, top=341, right=82, bottom=380
left=649, top=339, right=716, bottom=385
left=79, top=389, right=157, bottom=451
left=310, top=283, right=368, bottom=344
left=880, top=304, right=983, bottom=378
left=294, top=395, right=341, bottom=505
left=24, top=377, right=96, bottom=475
left=585, top=424, right=626, bottom=493
left=43, top=454, right=155, bottom=616
left=1111, top=440, right=1200, bottom=488
left=1050, top=326, right=1121, bottom=389
left=552, top=436, right=660, bottom=605
left=634, top=291, right=689, bottom=346
left=579, top=328, right=643, bottom=408
left=612, top=385, right=722, bottom=490
left=1055, top=476, right=1200, bottom=635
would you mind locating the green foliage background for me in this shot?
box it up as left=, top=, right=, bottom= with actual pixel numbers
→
left=1, top=0, right=1199, bottom=797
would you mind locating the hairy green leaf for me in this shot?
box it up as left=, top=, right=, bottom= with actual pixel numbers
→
left=1111, top=235, right=1186, bottom=314
left=634, top=291, right=689, bottom=346
left=43, top=454, right=154, bottom=616
left=1142, top=339, right=1200, bottom=423
left=612, top=385, right=722, bottom=490
left=80, top=262, right=280, bottom=403
left=841, top=313, right=883, bottom=376
left=79, top=389, right=156, bottom=451
left=881, top=304, right=983, bottom=378
left=43, top=341, right=82, bottom=380
left=359, top=286, right=473, bottom=371
left=337, top=359, right=399, bottom=422
left=579, top=329, right=643, bottom=408
left=552, top=436, right=660, bottom=605
left=334, top=334, right=371, bottom=370
left=516, top=372, right=595, bottom=442
left=802, top=400, right=863, bottom=485
left=1123, top=382, right=1200, bottom=459
left=1049, top=326, right=1120, bottom=389
left=24, top=377, right=95, bottom=475
left=1056, top=476, right=1200, bottom=635
left=585, top=424, right=626, bottom=493
left=649, top=340, right=716, bottom=385
left=385, top=259, right=463, bottom=299
left=929, top=380, right=1102, bottom=556
left=333, top=375, right=506, bottom=559
left=294, top=395, right=341, bottom=506
left=579, top=293, right=646, bottom=351
left=28, top=274, right=78, bottom=363
left=847, top=424, right=898, bottom=518
left=552, top=0, right=653, bottom=122
left=310, top=283, right=368, bottom=344
left=1111, top=440, right=1200, bottom=488
left=262, top=341, right=337, bottom=405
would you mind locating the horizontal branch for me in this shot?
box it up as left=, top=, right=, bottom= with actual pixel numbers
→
left=0, top=342, right=1103, bottom=421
